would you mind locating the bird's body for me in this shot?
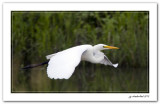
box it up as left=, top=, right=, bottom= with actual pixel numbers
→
left=81, top=45, right=104, bottom=63
left=46, top=44, right=119, bottom=79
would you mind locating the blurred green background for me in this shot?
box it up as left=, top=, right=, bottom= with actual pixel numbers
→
left=11, top=11, right=149, bottom=93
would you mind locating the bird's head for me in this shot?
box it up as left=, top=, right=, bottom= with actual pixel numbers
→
left=94, top=44, right=119, bottom=51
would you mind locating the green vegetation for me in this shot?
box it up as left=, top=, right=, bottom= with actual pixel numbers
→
left=12, top=11, right=149, bottom=92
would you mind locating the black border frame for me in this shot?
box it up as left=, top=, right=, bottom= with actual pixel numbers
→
left=11, top=11, right=150, bottom=93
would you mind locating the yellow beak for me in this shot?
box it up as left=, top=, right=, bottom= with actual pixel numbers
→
left=103, top=45, right=119, bottom=49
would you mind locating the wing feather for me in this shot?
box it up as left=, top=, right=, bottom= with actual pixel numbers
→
left=100, top=55, right=118, bottom=68
left=47, top=45, right=91, bottom=79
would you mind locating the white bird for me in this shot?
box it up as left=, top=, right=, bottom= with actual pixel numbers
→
left=46, top=44, right=119, bottom=79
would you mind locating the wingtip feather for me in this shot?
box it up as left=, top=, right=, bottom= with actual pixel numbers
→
left=113, top=63, right=118, bottom=68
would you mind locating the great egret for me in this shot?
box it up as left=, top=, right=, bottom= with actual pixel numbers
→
left=46, top=44, right=119, bottom=79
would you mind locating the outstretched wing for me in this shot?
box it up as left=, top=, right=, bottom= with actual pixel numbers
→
left=47, top=45, right=91, bottom=79
left=100, top=55, right=118, bottom=68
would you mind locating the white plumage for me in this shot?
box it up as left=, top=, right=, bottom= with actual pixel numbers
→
left=46, top=44, right=119, bottom=79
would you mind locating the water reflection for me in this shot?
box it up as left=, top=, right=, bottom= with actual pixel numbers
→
left=12, top=62, right=149, bottom=93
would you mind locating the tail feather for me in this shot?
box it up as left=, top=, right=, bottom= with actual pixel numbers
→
left=46, top=54, right=56, bottom=59
left=21, top=61, right=49, bottom=70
